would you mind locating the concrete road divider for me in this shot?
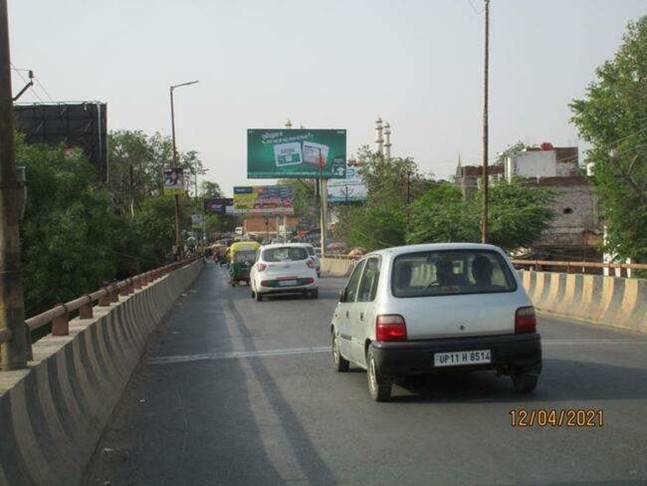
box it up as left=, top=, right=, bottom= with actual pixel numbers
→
left=321, top=257, right=354, bottom=277
left=0, top=258, right=204, bottom=486
left=520, top=270, right=647, bottom=334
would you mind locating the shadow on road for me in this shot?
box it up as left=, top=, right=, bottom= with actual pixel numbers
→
left=389, top=358, right=647, bottom=403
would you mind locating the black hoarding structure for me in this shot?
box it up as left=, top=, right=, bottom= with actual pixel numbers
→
left=14, top=102, right=108, bottom=182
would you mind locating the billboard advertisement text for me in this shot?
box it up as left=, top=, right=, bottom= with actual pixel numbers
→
left=233, top=186, right=294, bottom=215
left=247, top=129, right=346, bottom=179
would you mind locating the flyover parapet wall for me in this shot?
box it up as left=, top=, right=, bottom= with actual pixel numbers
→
left=0, top=259, right=204, bottom=486
left=520, top=270, right=647, bottom=334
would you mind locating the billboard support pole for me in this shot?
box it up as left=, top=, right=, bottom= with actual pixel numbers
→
left=319, top=178, right=328, bottom=255
left=0, top=0, right=29, bottom=370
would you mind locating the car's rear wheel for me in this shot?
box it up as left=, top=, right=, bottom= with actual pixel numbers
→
left=255, top=291, right=263, bottom=302
left=367, top=347, right=391, bottom=402
left=332, top=333, right=349, bottom=372
left=251, top=288, right=255, bottom=299
left=512, top=373, right=538, bottom=393
left=310, top=289, right=319, bottom=299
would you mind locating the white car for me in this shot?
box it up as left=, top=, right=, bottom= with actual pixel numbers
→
left=330, top=243, right=541, bottom=401
left=250, top=243, right=319, bottom=301
left=303, top=244, right=321, bottom=277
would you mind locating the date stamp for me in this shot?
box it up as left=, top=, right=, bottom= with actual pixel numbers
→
left=510, top=408, right=604, bottom=427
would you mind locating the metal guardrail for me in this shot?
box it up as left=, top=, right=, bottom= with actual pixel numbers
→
left=0, top=256, right=201, bottom=352
left=511, top=259, right=647, bottom=274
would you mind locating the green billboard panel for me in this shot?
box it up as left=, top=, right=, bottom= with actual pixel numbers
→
left=247, top=129, right=347, bottom=179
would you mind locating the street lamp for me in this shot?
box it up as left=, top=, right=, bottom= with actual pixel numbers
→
left=169, top=80, right=199, bottom=257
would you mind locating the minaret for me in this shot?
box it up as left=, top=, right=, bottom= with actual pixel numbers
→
left=384, top=122, right=392, bottom=160
left=375, top=118, right=384, bottom=156
left=285, top=119, right=292, bottom=129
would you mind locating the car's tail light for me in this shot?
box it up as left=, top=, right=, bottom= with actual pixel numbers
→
left=515, top=306, right=536, bottom=334
left=376, top=314, right=407, bottom=342
left=306, top=259, right=315, bottom=269
left=257, top=263, right=267, bottom=272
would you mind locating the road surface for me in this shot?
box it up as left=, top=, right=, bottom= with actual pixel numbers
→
left=83, top=262, right=647, bottom=485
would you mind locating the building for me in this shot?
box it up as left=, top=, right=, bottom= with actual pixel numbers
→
left=454, top=155, right=504, bottom=200
left=504, top=144, right=578, bottom=182
left=506, top=145, right=601, bottom=259
left=453, top=144, right=601, bottom=259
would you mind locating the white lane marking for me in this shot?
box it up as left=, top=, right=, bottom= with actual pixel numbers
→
left=149, top=338, right=647, bottom=366
left=149, top=346, right=330, bottom=365
left=543, top=339, right=647, bottom=345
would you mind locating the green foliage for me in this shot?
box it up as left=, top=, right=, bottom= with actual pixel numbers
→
left=108, top=130, right=206, bottom=216
left=406, top=182, right=554, bottom=251
left=487, top=182, right=555, bottom=249
left=570, top=16, right=647, bottom=259
left=407, top=183, right=480, bottom=244
left=335, top=204, right=406, bottom=252
left=18, top=140, right=121, bottom=315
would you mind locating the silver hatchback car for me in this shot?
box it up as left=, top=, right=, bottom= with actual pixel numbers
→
left=330, top=243, right=542, bottom=401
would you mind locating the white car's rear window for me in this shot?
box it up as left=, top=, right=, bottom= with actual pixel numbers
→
left=263, top=247, right=309, bottom=262
left=391, top=250, right=517, bottom=298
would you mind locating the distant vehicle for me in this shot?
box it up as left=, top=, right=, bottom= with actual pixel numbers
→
left=303, top=244, right=321, bottom=277
left=330, top=243, right=541, bottom=402
left=250, top=243, right=319, bottom=301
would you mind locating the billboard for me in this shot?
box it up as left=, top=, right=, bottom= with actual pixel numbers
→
left=328, top=166, right=367, bottom=204
left=163, top=168, right=185, bottom=195
left=233, top=186, right=294, bottom=215
left=247, top=129, right=347, bottom=179
left=14, top=102, right=108, bottom=182
left=204, top=198, right=233, bottom=214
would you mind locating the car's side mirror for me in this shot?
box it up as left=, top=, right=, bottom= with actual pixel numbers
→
left=339, top=288, right=348, bottom=302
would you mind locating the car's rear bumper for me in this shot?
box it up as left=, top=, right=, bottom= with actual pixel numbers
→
left=370, top=333, right=541, bottom=377
left=258, top=281, right=317, bottom=294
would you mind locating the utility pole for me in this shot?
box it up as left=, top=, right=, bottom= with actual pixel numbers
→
left=169, top=80, right=198, bottom=257
left=0, top=0, right=29, bottom=370
left=481, top=0, right=490, bottom=243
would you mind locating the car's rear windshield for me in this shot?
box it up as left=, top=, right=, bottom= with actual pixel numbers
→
left=263, top=247, right=309, bottom=262
left=391, top=250, right=517, bottom=298
left=234, top=250, right=256, bottom=263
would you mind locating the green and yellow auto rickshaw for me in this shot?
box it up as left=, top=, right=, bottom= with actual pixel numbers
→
left=228, top=241, right=260, bottom=286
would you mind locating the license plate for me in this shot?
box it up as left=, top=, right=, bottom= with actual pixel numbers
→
left=434, top=349, right=491, bottom=367
left=278, top=280, right=297, bottom=287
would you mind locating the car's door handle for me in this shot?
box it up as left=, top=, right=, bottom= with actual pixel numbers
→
left=360, top=312, right=364, bottom=321
left=345, top=311, right=349, bottom=318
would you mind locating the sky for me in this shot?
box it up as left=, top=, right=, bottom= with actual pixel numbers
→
left=8, top=0, right=646, bottom=194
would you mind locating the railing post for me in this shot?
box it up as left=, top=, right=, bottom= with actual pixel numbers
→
left=79, top=295, right=93, bottom=319
left=110, top=284, right=119, bottom=303
left=119, top=281, right=130, bottom=297
left=52, top=305, right=69, bottom=336
left=98, top=288, right=112, bottom=307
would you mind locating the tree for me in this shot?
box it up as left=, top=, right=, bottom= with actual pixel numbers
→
left=333, top=147, right=425, bottom=250
left=200, top=180, right=223, bottom=198
left=407, top=183, right=480, bottom=244
left=406, top=181, right=554, bottom=251
left=570, top=16, right=647, bottom=259
left=108, top=130, right=206, bottom=214
left=487, top=182, right=554, bottom=249
left=17, top=138, right=121, bottom=315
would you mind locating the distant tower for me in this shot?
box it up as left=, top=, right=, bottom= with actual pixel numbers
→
left=375, top=118, right=384, bottom=155
left=285, top=119, right=292, bottom=129
left=384, top=122, right=392, bottom=160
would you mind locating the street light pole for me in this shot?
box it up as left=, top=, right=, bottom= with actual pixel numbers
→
left=481, top=0, right=490, bottom=243
left=169, top=80, right=198, bottom=257
left=0, top=0, right=29, bottom=369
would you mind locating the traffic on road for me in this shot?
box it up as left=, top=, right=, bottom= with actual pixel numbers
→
left=83, top=262, right=647, bottom=485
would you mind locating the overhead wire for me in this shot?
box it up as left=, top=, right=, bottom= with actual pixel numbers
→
left=10, top=62, right=43, bottom=102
